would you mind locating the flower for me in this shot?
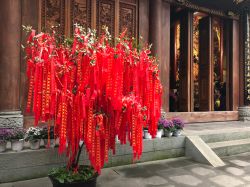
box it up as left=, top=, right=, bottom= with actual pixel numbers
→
left=9, top=128, right=25, bottom=140
left=0, top=128, right=12, bottom=142
left=172, top=118, right=185, bottom=130
left=25, top=127, right=43, bottom=141
left=158, top=118, right=175, bottom=132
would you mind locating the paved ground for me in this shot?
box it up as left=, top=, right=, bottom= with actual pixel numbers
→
left=2, top=153, right=250, bottom=187
left=184, top=121, right=250, bottom=135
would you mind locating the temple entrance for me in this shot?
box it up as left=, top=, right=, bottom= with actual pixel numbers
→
left=170, top=8, right=229, bottom=113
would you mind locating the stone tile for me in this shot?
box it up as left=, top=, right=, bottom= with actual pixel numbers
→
left=229, top=160, right=250, bottom=167
left=0, top=184, right=13, bottom=187
left=167, top=159, right=196, bottom=168
left=191, top=167, right=216, bottom=176
left=210, top=175, right=245, bottom=187
left=141, top=176, right=168, bottom=186
left=169, top=175, right=202, bottom=186
left=225, top=167, right=245, bottom=176
left=97, top=177, right=143, bottom=187
left=12, top=177, right=51, bottom=187
left=243, top=176, right=250, bottom=182
left=114, top=165, right=153, bottom=178
left=97, top=168, right=120, bottom=184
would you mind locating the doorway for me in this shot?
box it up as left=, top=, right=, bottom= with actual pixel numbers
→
left=169, top=8, right=229, bottom=112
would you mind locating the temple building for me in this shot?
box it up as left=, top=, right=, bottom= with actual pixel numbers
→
left=0, top=0, right=250, bottom=128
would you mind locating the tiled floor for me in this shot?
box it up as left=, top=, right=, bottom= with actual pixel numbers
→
left=2, top=153, right=250, bottom=187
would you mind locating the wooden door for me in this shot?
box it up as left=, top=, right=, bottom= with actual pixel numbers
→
left=178, top=10, right=193, bottom=112
left=199, top=16, right=213, bottom=111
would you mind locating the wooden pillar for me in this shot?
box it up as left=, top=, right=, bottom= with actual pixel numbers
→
left=229, top=20, right=240, bottom=111
left=179, top=10, right=193, bottom=112
left=0, top=0, right=23, bottom=128
left=139, top=0, right=149, bottom=43
left=149, top=0, right=170, bottom=112
left=161, top=2, right=170, bottom=112
left=199, top=16, right=213, bottom=111
left=21, top=0, right=40, bottom=128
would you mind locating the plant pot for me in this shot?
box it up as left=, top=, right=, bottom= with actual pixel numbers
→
left=44, top=139, right=56, bottom=148
left=164, top=130, right=173, bottom=137
left=29, top=139, right=41, bottom=150
left=49, top=173, right=98, bottom=187
left=0, top=141, right=7, bottom=152
left=11, top=139, right=24, bottom=152
left=144, top=130, right=152, bottom=139
left=115, top=135, right=120, bottom=143
left=173, top=129, right=181, bottom=137
left=156, top=129, right=163, bottom=138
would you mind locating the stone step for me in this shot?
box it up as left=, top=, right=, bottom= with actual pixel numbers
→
left=199, top=128, right=250, bottom=143
left=208, top=138, right=250, bottom=157
left=0, top=137, right=185, bottom=183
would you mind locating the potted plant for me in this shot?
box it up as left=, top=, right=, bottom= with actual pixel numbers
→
left=172, top=118, right=185, bottom=137
left=42, top=126, right=56, bottom=148
left=160, top=118, right=175, bottom=137
left=9, top=128, right=25, bottom=152
left=25, top=127, right=43, bottom=150
left=156, top=122, right=163, bottom=138
left=0, top=128, right=11, bottom=152
left=23, top=25, right=162, bottom=187
left=143, top=128, right=152, bottom=139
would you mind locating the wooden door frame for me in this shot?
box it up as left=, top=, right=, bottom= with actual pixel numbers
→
left=165, top=111, right=238, bottom=123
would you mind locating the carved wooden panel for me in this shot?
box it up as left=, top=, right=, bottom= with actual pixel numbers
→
left=96, top=0, right=115, bottom=38
left=119, top=2, right=137, bottom=38
left=71, top=0, right=91, bottom=33
left=41, top=0, right=65, bottom=35
left=120, top=0, right=137, bottom=4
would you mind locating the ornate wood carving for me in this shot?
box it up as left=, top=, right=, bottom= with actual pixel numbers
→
left=244, top=12, right=250, bottom=104
left=41, top=0, right=65, bottom=35
left=120, top=0, right=137, bottom=4
left=71, top=0, right=91, bottom=33
left=164, top=0, right=239, bottom=20
left=96, top=0, right=115, bottom=37
left=119, top=2, right=137, bottom=38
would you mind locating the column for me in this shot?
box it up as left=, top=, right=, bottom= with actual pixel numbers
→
left=149, top=0, right=170, bottom=113
left=0, top=0, right=23, bottom=128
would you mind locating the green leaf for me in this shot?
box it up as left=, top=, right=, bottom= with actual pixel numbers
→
left=57, top=177, right=65, bottom=184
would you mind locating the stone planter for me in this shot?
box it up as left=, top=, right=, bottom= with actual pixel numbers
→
left=156, top=129, right=163, bottom=138
left=11, top=139, right=24, bottom=152
left=0, top=141, right=7, bottom=152
left=29, top=139, right=41, bottom=150
left=44, top=139, right=56, bottom=148
left=164, top=130, right=173, bottom=137
left=173, top=129, right=181, bottom=137
left=144, top=130, right=152, bottom=139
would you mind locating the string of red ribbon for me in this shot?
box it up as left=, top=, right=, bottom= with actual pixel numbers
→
left=25, top=27, right=162, bottom=174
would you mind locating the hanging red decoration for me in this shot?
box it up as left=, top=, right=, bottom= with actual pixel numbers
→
left=24, top=26, right=162, bottom=174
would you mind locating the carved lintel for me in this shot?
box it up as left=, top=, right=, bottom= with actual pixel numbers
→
left=163, top=0, right=239, bottom=20
left=0, top=111, right=23, bottom=128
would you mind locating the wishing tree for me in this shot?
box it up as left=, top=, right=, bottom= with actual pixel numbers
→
left=24, top=25, right=162, bottom=174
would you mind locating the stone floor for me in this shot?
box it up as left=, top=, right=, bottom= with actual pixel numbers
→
left=184, top=121, right=250, bottom=136
left=2, top=152, right=250, bottom=187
